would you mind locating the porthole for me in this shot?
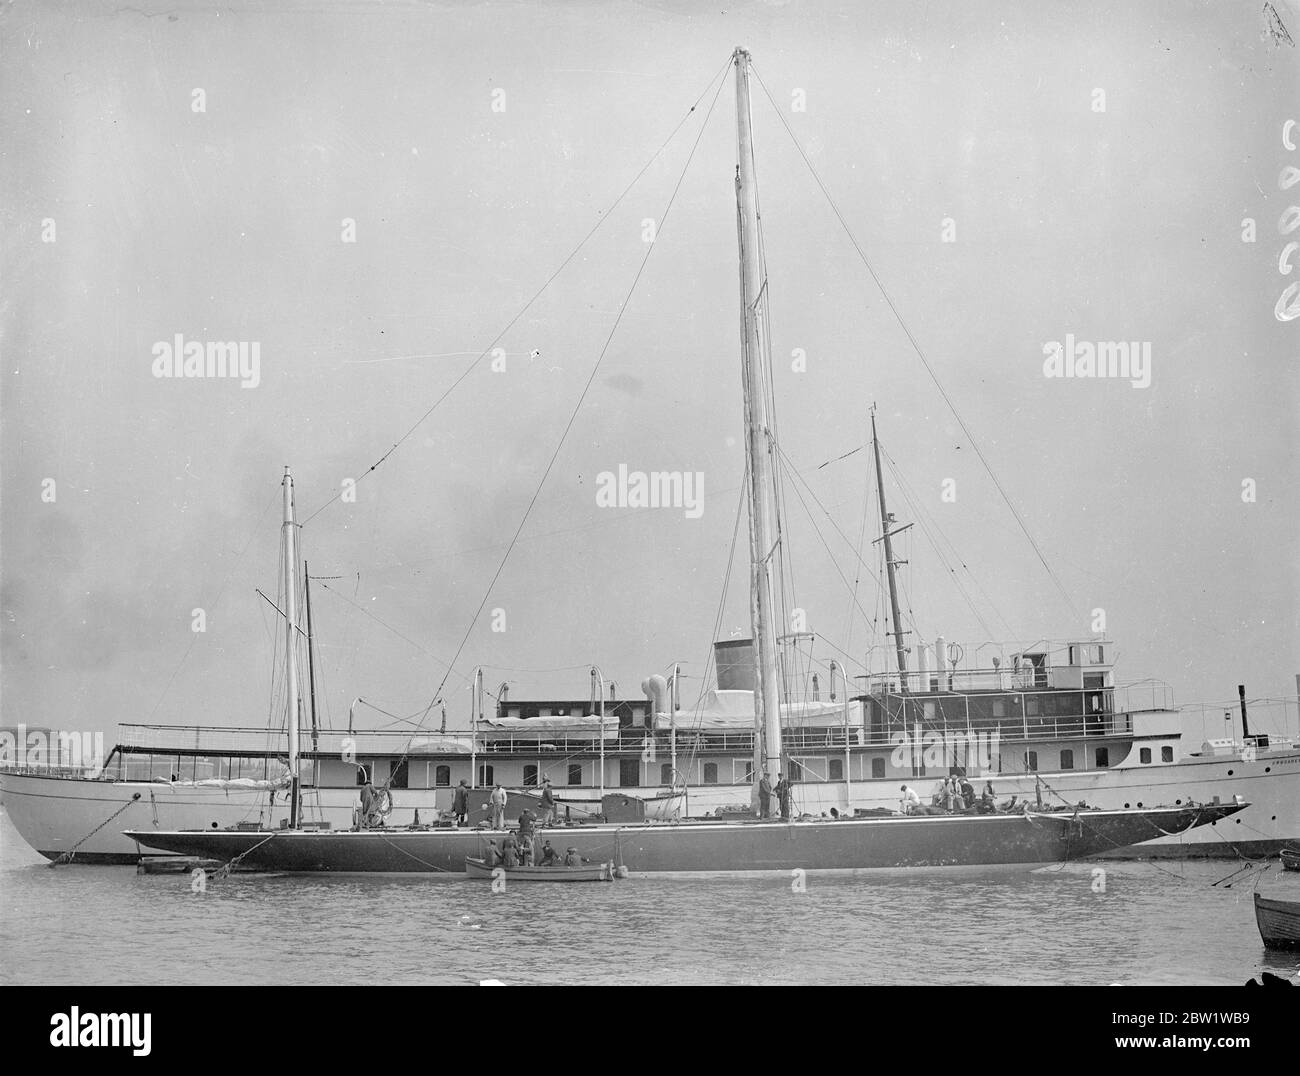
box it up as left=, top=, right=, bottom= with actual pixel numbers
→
left=1124, top=802, right=1130, bottom=808
left=1227, top=770, right=1234, bottom=776
left=1265, top=767, right=1271, bottom=773
left=1137, top=802, right=1143, bottom=808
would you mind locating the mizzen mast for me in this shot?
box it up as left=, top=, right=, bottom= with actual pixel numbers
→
left=282, top=466, right=302, bottom=827
left=734, top=47, right=785, bottom=795
left=871, top=411, right=910, bottom=691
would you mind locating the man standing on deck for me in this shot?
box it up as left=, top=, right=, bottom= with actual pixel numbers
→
left=775, top=774, right=792, bottom=821
left=358, top=771, right=378, bottom=829
left=489, top=784, right=508, bottom=829
left=758, top=772, right=773, bottom=818
left=452, top=779, right=470, bottom=826
left=538, top=777, right=555, bottom=825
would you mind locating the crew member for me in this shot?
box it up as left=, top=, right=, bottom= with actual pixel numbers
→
left=358, top=771, right=379, bottom=829
left=489, top=784, right=508, bottom=830
left=899, top=784, right=920, bottom=815
left=452, top=779, right=470, bottom=826
left=775, top=774, right=792, bottom=821
left=539, top=778, right=556, bottom=825
left=758, top=772, right=773, bottom=818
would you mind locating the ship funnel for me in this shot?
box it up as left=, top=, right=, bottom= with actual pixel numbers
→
left=715, top=638, right=756, bottom=691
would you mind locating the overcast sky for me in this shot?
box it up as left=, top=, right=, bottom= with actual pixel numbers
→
left=3, top=0, right=1298, bottom=748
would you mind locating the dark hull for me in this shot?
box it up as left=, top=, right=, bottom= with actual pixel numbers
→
left=124, top=803, right=1241, bottom=875
left=1254, top=891, right=1300, bottom=950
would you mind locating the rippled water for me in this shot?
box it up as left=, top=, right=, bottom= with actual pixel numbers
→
left=2, top=810, right=1297, bottom=985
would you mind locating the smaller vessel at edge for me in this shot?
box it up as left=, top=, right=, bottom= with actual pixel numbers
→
left=1253, top=890, right=1300, bottom=950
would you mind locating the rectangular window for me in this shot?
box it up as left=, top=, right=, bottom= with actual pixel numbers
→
left=1139, top=747, right=1151, bottom=764
left=1161, top=746, right=1173, bottom=763
left=619, top=759, right=639, bottom=787
left=389, top=759, right=409, bottom=790
left=435, top=765, right=451, bottom=786
left=871, top=757, right=885, bottom=779
left=660, top=763, right=673, bottom=784
left=1095, top=747, right=1109, bottom=768
left=567, top=763, right=582, bottom=786
left=829, top=758, right=844, bottom=780
left=1026, top=751, right=1038, bottom=772
left=703, top=762, right=718, bottom=784
left=1060, top=750, right=1073, bottom=770
left=478, top=764, right=494, bottom=786
left=523, top=764, right=538, bottom=786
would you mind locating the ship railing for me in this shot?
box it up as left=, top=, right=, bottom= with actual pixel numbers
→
left=1178, top=696, right=1300, bottom=745
left=1112, top=680, right=1175, bottom=713
left=0, top=762, right=110, bottom=778
left=856, top=713, right=1134, bottom=747
left=860, top=669, right=1043, bottom=695
left=115, top=723, right=479, bottom=757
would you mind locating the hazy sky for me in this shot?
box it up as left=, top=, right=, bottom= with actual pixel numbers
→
left=3, top=0, right=1298, bottom=747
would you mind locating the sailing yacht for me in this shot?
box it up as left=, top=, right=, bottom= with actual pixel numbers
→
left=104, top=48, right=1245, bottom=872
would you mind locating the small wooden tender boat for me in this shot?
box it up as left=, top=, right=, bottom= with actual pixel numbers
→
left=465, top=857, right=615, bottom=882
left=1253, top=890, right=1300, bottom=949
left=1280, top=848, right=1300, bottom=872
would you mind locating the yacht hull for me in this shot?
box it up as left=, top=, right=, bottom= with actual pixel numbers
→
left=124, top=802, right=1242, bottom=875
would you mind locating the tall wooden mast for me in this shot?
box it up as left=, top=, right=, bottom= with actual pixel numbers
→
left=871, top=411, right=910, bottom=690
left=282, top=467, right=302, bottom=827
left=734, top=47, right=784, bottom=794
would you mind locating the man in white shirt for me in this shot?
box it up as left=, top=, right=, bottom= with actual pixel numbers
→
left=489, top=784, right=508, bottom=829
left=899, top=784, right=920, bottom=815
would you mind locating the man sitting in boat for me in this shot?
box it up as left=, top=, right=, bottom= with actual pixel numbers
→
left=501, top=833, right=519, bottom=868
left=563, top=847, right=584, bottom=867
left=539, top=840, right=560, bottom=866
left=482, top=840, right=500, bottom=867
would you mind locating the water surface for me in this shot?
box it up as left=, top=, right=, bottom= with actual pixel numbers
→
left=2, top=809, right=1295, bottom=985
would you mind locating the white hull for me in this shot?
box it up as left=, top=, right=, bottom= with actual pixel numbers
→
left=4, top=741, right=1297, bottom=862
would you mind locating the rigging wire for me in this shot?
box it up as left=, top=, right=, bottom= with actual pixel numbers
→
left=300, top=53, right=736, bottom=528
left=398, top=64, right=734, bottom=752
left=748, top=63, right=1079, bottom=622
